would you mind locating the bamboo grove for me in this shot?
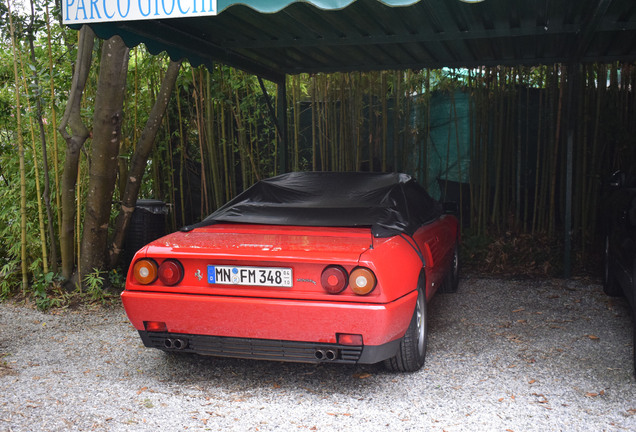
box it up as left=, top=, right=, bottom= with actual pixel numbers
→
left=1, top=2, right=635, bottom=300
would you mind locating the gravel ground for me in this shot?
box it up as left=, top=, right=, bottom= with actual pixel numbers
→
left=1, top=276, right=635, bottom=432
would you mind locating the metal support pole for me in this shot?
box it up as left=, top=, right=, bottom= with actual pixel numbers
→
left=277, top=78, right=287, bottom=175
left=563, top=64, right=578, bottom=278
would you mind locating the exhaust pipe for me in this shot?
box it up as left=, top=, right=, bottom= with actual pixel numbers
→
left=314, top=349, right=338, bottom=361
left=173, top=338, right=187, bottom=350
left=164, top=338, right=188, bottom=350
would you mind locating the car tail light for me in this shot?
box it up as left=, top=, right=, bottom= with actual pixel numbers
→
left=158, top=259, right=184, bottom=286
left=133, top=259, right=158, bottom=285
left=349, top=267, right=377, bottom=295
left=321, top=265, right=348, bottom=294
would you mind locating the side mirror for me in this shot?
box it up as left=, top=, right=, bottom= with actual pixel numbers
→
left=443, top=201, right=459, bottom=215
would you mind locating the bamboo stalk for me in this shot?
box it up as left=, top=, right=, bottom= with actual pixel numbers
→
left=394, top=72, right=402, bottom=175
left=232, top=85, right=260, bottom=184
left=480, top=68, right=491, bottom=234
left=25, top=0, right=58, bottom=273
left=134, top=48, right=139, bottom=146
left=311, top=74, right=317, bottom=171
left=523, top=75, right=530, bottom=231
left=532, top=71, right=544, bottom=233
left=404, top=70, right=412, bottom=174
left=548, top=65, right=565, bottom=235
left=76, top=157, right=81, bottom=288
left=365, top=73, right=372, bottom=172
left=577, top=66, right=589, bottom=253
left=515, top=69, right=521, bottom=227
left=164, top=99, right=177, bottom=231
left=228, top=94, right=237, bottom=196
left=356, top=73, right=363, bottom=170
left=329, top=77, right=337, bottom=171
left=506, top=68, right=517, bottom=227
left=45, top=3, right=62, bottom=237
left=491, top=69, right=504, bottom=228
left=175, top=84, right=186, bottom=224
left=451, top=88, right=463, bottom=231
left=293, top=75, right=300, bottom=171
left=381, top=71, right=388, bottom=172
left=206, top=70, right=223, bottom=209
left=192, top=68, right=209, bottom=216
left=220, top=93, right=230, bottom=200
left=467, top=69, right=475, bottom=230
left=444, top=90, right=452, bottom=199
left=18, top=61, right=49, bottom=275
left=320, top=75, right=327, bottom=170
left=339, top=74, right=346, bottom=171
left=7, top=0, right=29, bottom=293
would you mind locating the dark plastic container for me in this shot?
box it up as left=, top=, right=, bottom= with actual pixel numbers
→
left=123, top=199, right=168, bottom=268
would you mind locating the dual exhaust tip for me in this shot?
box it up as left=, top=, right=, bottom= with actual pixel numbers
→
left=164, top=338, right=188, bottom=350
left=314, top=349, right=338, bottom=361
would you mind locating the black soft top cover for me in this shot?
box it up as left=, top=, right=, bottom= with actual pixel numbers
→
left=184, top=172, right=443, bottom=238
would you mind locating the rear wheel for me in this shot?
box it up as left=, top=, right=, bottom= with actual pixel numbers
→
left=384, top=287, right=427, bottom=372
left=441, top=241, right=460, bottom=293
left=603, top=234, right=622, bottom=297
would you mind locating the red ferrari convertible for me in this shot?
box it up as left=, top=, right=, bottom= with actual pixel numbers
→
left=122, top=172, right=459, bottom=371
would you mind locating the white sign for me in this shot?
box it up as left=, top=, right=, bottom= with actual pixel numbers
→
left=62, top=0, right=218, bottom=24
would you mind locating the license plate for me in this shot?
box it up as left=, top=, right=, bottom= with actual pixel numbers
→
left=207, top=265, right=293, bottom=287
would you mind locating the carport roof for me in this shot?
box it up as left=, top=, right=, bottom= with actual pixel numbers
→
left=79, top=0, right=636, bottom=82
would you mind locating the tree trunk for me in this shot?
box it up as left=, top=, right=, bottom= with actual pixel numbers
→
left=58, top=25, right=95, bottom=281
left=108, top=60, right=182, bottom=268
left=79, top=36, right=129, bottom=278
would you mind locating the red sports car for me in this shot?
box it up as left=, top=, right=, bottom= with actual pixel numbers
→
left=122, top=172, right=460, bottom=371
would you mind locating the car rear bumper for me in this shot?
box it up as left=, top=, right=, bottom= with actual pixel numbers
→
left=121, top=290, right=417, bottom=364
left=137, top=330, right=402, bottom=364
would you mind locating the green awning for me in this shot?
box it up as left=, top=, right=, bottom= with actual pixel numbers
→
left=65, top=0, right=636, bottom=82
left=64, top=0, right=421, bottom=23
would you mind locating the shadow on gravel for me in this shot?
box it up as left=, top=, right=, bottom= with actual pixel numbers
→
left=144, top=350, right=388, bottom=395
left=131, top=276, right=635, bottom=397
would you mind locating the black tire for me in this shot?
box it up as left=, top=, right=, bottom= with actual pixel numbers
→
left=441, top=241, right=460, bottom=293
left=384, top=287, right=427, bottom=372
left=603, top=234, right=622, bottom=297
